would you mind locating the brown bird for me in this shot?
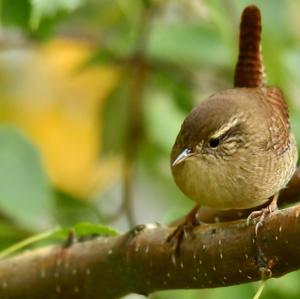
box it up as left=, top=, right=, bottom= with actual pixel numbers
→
left=169, top=5, right=298, bottom=241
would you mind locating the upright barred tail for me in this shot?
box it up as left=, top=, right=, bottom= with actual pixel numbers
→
left=234, top=5, right=265, bottom=88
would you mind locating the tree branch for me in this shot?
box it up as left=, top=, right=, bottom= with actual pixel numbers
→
left=1, top=203, right=300, bottom=299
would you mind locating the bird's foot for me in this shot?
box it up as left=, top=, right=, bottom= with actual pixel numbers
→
left=167, top=204, right=201, bottom=253
left=247, top=194, right=279, bottom=235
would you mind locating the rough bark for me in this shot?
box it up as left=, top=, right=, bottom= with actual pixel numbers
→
left=0, top=203, right=300, bottom=299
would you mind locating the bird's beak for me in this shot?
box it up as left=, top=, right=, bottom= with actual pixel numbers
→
left=172, top=148, right=193, bottom=167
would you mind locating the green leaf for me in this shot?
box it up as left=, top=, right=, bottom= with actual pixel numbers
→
left=50, top=222, right=119, bottom=240
left=30, top=0, right=84, bottom=29
left=141, top=0, right=151, bottom=8
left=78, top=48, right=122, bottom=71
left=148, top=23, right=230, bottom=67
left=206, top=283, right=255, bottom=299
left=152, top=289, right=205, bottom=299
left=0, top=126, right=53, bottom=230
left=263, top=271, right=300, bottom=298
left=144, top=92, right=185, bottom=152
left=0, top=220, right=30, bottom=250
left=72, top=222, right=119, bottom=236
left=117, top=0, right=143, bottom=26
left=1, top=0, right=31, bottom=29
left=0, top=223, right=118, bottom=259
left=151, top=68, right=194, bottom=113
left=0, top=227, right=60, bottom=259
left=53, top=189, right=103, bottom=226
left=0, top=221, right=28, bottom=239
left=253, top=280, right=266, bottom=299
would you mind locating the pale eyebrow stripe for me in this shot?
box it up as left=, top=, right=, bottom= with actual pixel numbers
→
left=209, top=116, right=241, bottom=140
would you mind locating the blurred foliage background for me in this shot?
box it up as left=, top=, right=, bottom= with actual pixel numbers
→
left=0, top=0, right=300, bottom=298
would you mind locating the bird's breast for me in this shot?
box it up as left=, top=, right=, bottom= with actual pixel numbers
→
left=172, top=135, right=297, bottom=210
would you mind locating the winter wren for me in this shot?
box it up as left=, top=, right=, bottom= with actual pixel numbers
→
left=170, top=5, right=298, bottom=234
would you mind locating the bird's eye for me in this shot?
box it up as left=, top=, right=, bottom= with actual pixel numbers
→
left=209, top=138, right=220, bottom=148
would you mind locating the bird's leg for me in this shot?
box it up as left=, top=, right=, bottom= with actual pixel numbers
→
left=167, top=204, right=201, bottom=252
left=247, top=193, right=279, bottom=235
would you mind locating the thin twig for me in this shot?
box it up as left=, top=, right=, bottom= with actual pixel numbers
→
left=122, top=4, right=153, bottom=227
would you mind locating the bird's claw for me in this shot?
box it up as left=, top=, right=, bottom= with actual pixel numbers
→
left=247, top=202, right=278, bottom=235
left=166, top=222, right=195, bottom=253
left=166, top=204, right=202, bottom=253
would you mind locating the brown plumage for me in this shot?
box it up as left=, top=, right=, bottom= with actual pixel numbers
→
left=171, top=87, right=297, bottom=210
left=234, top=5, right=265, bottom=88
left=265, top=88, right=290, bottom=154
left=169, top=5, right=298, bottom=242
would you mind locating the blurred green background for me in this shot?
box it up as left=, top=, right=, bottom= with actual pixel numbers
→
left=0, top=0, right=300, bottom=298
